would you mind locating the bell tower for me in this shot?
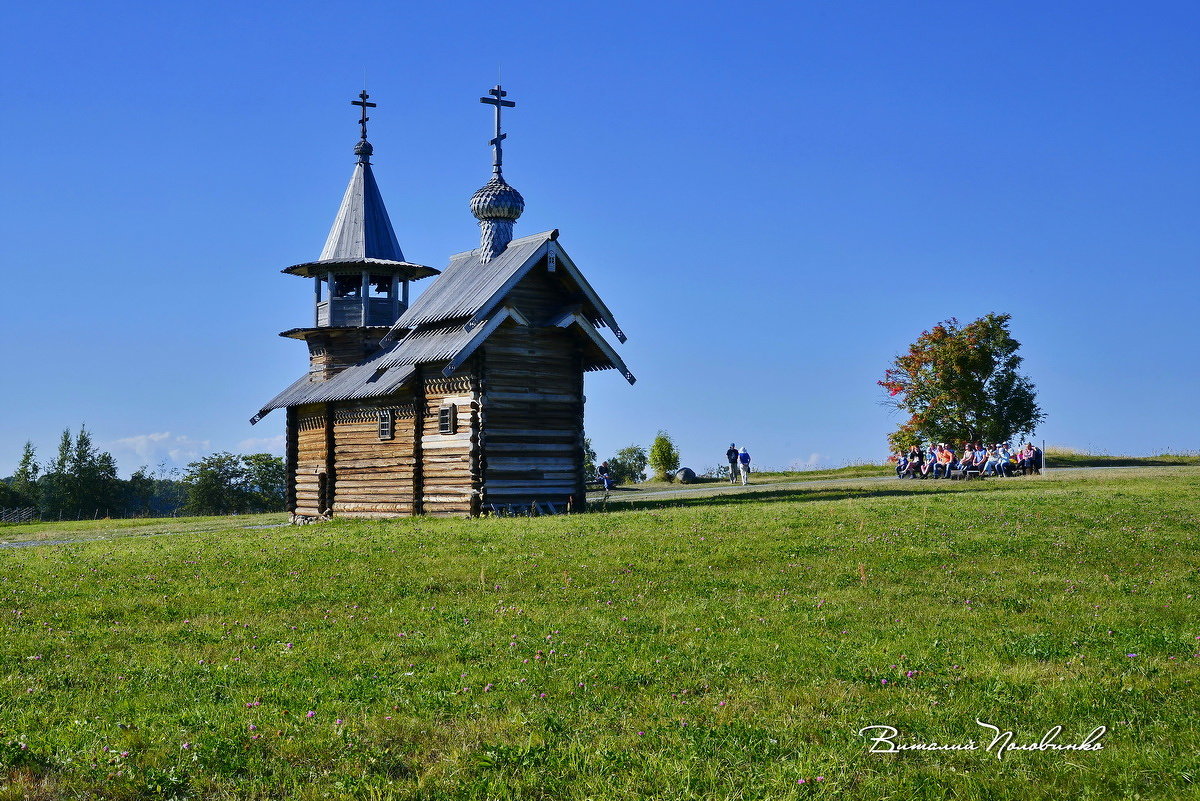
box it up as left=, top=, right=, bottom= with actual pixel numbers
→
left=278, top=91, right=438, bottom=380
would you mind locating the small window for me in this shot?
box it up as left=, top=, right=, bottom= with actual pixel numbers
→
left=438, top=404, right=457, bottom=435
left=378, top=409, right=394, bottom=440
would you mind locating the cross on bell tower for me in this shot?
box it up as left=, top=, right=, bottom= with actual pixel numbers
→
left=352, top=90, right=376, bottom=141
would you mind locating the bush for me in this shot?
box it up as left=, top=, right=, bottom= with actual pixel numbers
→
left=649, top=431, right=681, bottom=482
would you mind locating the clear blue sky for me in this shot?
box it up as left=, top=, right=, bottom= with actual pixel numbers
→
left=1, top=0, right=1197, bottom=477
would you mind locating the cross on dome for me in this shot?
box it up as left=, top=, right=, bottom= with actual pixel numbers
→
left=480, top=85, right=516, bottom=177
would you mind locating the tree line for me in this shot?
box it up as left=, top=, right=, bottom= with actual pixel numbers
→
left=0, top=426, right=287, bottom=520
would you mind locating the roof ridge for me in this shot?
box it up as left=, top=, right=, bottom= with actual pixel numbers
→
left=446, top=229, right=557, bottom=260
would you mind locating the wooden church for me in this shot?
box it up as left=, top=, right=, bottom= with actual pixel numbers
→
left=252, top=88, right=634, bottom=520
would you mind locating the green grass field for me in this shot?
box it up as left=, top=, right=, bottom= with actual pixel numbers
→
left=2, top=468, right=1198, bottom=799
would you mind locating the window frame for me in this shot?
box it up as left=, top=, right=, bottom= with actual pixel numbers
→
left=438, top=404, right=458, bottom=435
left=377, top=408, right=394, bottom=441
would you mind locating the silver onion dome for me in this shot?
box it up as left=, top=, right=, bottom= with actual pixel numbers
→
left=470, top=177, right=525, bottom=221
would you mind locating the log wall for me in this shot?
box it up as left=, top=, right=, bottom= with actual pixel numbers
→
left=329, top=395, right=418, bottom=516
left=293, top=404, right=328, bottom=518
left=481, top=325, right=584, bottom=509
left=305, top=329, right=386, bottom=380
left=419, top=371, right=480, bottom=517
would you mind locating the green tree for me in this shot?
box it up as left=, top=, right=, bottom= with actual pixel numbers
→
left=242, top=453, right=287, bottom=512
left=10, top=441, right=39, bottom=507
left=182, top=453, right=286, bottom=515
left=607, top=445, right=649, bottom=485
left=124, top=467, right=157, bottom=516
left=38, top=426, right=121, bottom=519
left=648, top=430, right=680, bottom=481
left=582, top=437, right=597, bottom=480
left=0, top=482, right=22, bottom=508
left=183, top=452, right=249, bottom=515
left=879, top=314, right=1045, bottom=451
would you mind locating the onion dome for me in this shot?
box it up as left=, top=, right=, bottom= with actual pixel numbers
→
left=470, top=176, right=525, bottom=222
left=354, top=139, right=374, bottom=160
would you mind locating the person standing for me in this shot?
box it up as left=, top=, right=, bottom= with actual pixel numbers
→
left=738, top=447, right=752, bottom=485
left=726, top=443, right=740, bottom=484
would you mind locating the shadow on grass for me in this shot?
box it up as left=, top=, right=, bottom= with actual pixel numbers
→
left=594, top=478, right=1040, bottom=513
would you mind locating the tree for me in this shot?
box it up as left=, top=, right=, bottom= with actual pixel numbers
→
left=878, top=313, right=1045, bottom=451
left=37, top=426, right=122, bottom=519
left=182, top=452, right=287, bottom=515
left=183, top=452, right=249, bottom=515
left=648, top=430, right=680, bottom=481
left=242, top=453, right=287, bottom=512
left=607, top=445, right=649, bottom=485
left=582, top=437, right=597, bottom=480
left=124, top=467, right=158, bottom=516
left=9, top=441, right=39, bottom=508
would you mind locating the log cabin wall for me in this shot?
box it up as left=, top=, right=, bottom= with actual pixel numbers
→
left=419, top=369, right=480, bottom=516
left=306, top=329, right=387, bottom=380
left=481, top=324, right=583, bottom=509
left=329, top=395, right=418, bottom=518
left=506, top=264, right=573, bottom=324
left=293, top=404, right=329, bottom=519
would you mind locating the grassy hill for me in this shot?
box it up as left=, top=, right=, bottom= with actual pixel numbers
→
left=1043, top=447, right=1200, bottom=469
left=1, top=468, right=1198, bottom=799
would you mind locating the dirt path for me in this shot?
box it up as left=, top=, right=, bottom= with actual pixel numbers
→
left=583, top=466, right=1166, bottom=505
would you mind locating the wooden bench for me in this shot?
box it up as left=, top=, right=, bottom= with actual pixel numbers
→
left=950, top=468, right=983, bottom=480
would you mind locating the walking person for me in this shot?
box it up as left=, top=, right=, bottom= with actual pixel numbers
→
left=738, top=447, right=751, bottom=485
left=726, top=443, right=740, bottom=484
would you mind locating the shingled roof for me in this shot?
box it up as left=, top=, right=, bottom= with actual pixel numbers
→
left=253, top=229, right=632, bottom=423
left=389, top=230, right=626, bottom=342
left=279, top=151, right=438, bottom=281
left=254, top=300, right=634, bottom=419
left=322, top=156, right=404, bottom=261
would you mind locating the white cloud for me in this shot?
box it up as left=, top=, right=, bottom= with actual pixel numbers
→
left=107, top=432, right=211, bottom=472
left=788, top=453, right=824, bottom=471
left=237, top=435, right=285, bottom=456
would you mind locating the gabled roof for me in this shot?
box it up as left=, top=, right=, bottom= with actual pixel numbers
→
left=388, top=230, right=627, bottom=342
left=253, top=230, right=633, bottom=423
left=320, top=160, right=405, bottom=262
left=252, top=305, right=630, bottom=422
left=254, top=322, right=478, bottom=416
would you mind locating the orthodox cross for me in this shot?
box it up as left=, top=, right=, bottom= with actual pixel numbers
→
left=480, top=84, right=515, bottom=177
left=351, top=90, right=376, bottom=141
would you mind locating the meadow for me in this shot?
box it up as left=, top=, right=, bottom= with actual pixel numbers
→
left=1, top=468, right=1198, bottom=799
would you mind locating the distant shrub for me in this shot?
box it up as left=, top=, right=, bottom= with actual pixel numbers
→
left=648, top=431, right=680, bottom=482
left=608, top=445, right=649, bottom=484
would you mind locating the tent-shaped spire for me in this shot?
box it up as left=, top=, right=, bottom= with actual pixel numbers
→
left=319, top=138, right=405, bottom=262
left=280, top=94, right=437, bottom=282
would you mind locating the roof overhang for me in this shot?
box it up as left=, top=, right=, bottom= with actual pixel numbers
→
left=548, top=310, right=636, bottom=385
left=282, top=258, right=439, bottom=280
left=278, top=326, right=392, bottom=340
left=439, top=306, right=531, bottom=377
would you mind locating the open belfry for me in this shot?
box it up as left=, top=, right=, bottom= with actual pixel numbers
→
left=253, top=88, right=634, bottom=519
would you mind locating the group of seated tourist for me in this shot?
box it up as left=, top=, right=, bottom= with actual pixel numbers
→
left=894, top=442, right=1042, bottom=479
